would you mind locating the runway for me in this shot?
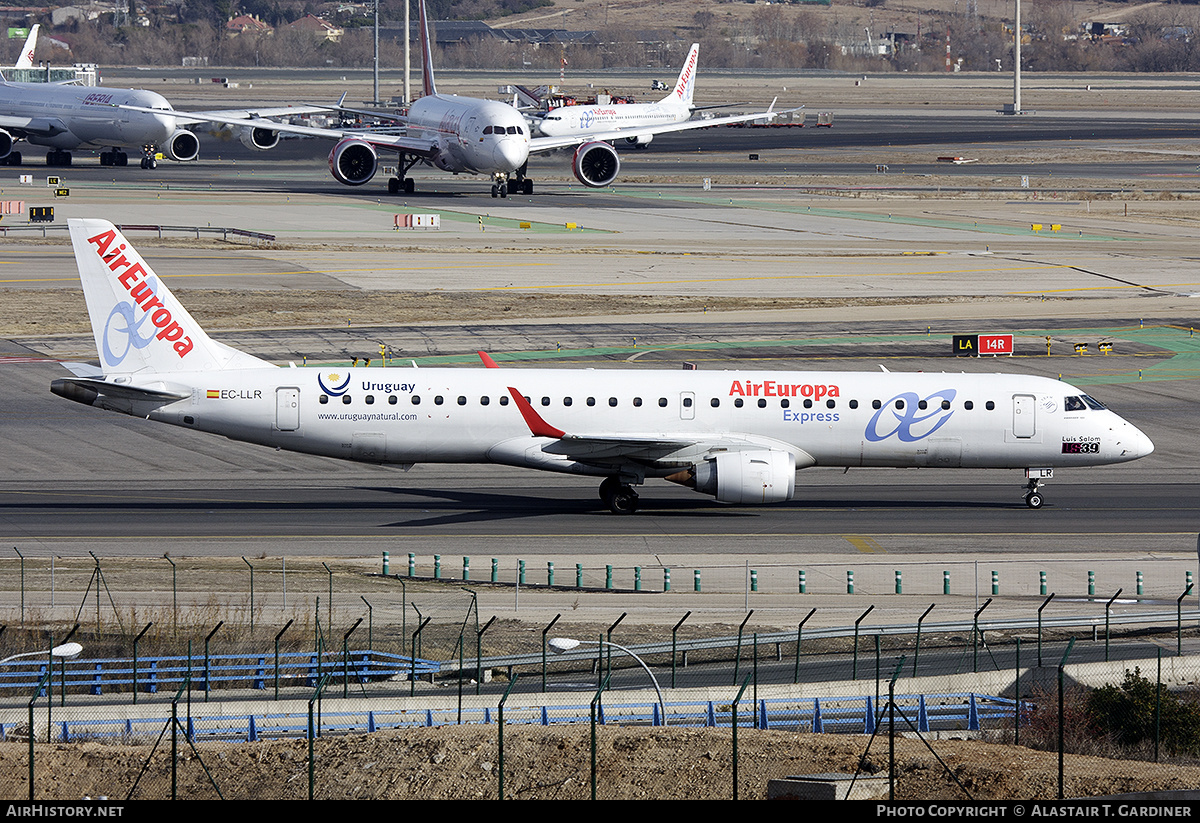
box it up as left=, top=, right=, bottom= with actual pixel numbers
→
left=2, top=76, right=1199, bottom=627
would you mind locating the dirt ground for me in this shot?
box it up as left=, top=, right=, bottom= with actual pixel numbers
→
left=4, top=724, right=1199, bottom=800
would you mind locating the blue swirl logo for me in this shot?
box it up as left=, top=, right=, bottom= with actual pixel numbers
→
left=865, top=389, right=957, bottom=442
left=318, top=372, right=351, bottom=396
left=100, top=277, right=160, bottom=367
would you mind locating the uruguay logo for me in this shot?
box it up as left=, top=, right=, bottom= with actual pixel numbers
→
left=100, top=276, right=160, bottom=367
left=318, top=371, right=351, bottom=396
left=865, top=389, right=957, bottom=443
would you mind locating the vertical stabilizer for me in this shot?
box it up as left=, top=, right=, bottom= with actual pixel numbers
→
left=14, top=24, right=37, bottom=69
left=67, top=219, right=272, bottom=375
left=418, top=0, right=437, bottom=97
left=663, top=43, right=699, bottom=108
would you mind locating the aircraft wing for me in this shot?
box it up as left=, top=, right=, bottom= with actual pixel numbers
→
left=527, top=100, right=800, bottom=154
left=0, top=114, right=69, bottom=137
left=117, top=103, right=439, bottom=157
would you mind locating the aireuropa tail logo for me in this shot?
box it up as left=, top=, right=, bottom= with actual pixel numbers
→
left=87, top=229, right=194, bottom=366
left=317, top=371, right=351, bottom=396
left=865, top=389, right=957, bottom=442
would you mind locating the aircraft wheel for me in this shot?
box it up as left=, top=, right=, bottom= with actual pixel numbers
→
left=100, top=152, right=111, bottom=167
left=598, top=476, right=622, bottom=502
left=63, top=152, right=72, bottom=167
left=403, top=177, right=415, bottom=194
left=387, top=177, right=399, bottom=195
left=491, top=184, right=499, bottom=198
left=9, top=152, right=19, bottom=166
left=116, top=152, right=127, bottom=167
left=1025, top=492, right=1044, bottom=509
left=147, top=158, right=156, bottom=170
left=499, top=185, right=507, bottom=198
left=608, top=487, right=639, bottom=515
left=522, top=179, right=534, bottom=195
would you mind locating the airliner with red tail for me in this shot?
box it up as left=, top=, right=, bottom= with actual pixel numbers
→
left=51, top=220, right=1154, bottom=513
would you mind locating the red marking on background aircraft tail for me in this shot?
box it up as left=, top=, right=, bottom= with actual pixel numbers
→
left=478, top=351, right=499, bottom=368
left=507, top=387, right=565, bottom=438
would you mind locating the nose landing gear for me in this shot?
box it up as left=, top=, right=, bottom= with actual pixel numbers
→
left=1023, top=468, right=1052, bottom=509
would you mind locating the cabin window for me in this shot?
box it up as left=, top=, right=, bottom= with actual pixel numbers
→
left=803, top=399, right=813, bottom=409
left=682, top=397, right=693, bottom=408
left=319, top=395, right=329, bottom=404
left=895, top=399, right=905, bottom=409
left=827, top=399, right=836, bottom=409
left=781, top=399, right=790, bottom=409
left=964, top=401, right=973, bottom=410
left=609, top=397, right=618, bottom=407
left=541, top=396, right=551, bottom=406
left=412, top=395, right=421, bottom=405
left=849, top=400, right=859, bottom=409
left=563, top=397, right=572, bottom=407
left=388, top=395, right=397, bottom=405
left=734, top=398, right=744, bottom=408
left=985, top=401, right=995, bottom=411
left=435, top=396, right=444, bottom=405
left=342, top=395, right=352, bottom=404
left=758, top=399, right=767, bottom=408
left=710, top=398, right=720, bottom=408
left=872, top=400, right=882, bottom=410
left=499, top=395, right=509, bottom=406
left=941, top=400, right=951, bottom=410
left=480, top=396, right=490, bottom=406
left=658, top=397, right=668, bottom=407
left=587, top=397, right=596, bottom=407
left=365, top=395, right=375, bottom=405
left=457, top=396, right=467, bottom=405
left=918, top=400, right=928, bottom=410
left=633, top=397, right=642, bottom=407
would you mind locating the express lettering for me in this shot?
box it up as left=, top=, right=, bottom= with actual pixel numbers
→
left=729, top=380, right=840, bottom=401
left=87, top=229, right=194, bottom=359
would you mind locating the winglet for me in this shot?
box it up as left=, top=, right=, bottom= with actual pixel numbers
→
left=478, top=351, right=499, bottom=368
left=337, top=91, right=347, bottom=107
left=507, top=387, right=565, bottom=439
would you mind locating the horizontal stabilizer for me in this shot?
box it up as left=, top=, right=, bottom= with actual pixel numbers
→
left=50, top=377, right=189, bottom=406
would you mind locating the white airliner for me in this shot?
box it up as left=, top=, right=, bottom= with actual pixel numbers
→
left=139, top=0, right=791, bottom=197
left=536, top=43, right=746, bottom=149
left=51, top=219, right=1154, bottom=513
left=12, top=25, right=39, bottom=70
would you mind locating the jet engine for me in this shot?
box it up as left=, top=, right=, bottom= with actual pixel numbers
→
left=668, top=450, right=796, bottom=505
left=328, top=138, right=378, bottom=186
left=571, top=140, right=620, bottom=188
left=623, top=134, right=653, bottom=148
left=0, top=129, right=12, bottom=159
left=239, top=125, right=280, bottom=151
left=165, top=130, right=199, bottom=162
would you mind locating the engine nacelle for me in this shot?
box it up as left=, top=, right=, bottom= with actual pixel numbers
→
left=165, top=129, right=199, bottom=162
left=328, top=138, right=378, bottom=186
left=239, top=125, right=280, bottom=151
left=687, top=450, right=796, bottom=505
left=623, top=134, right=653, bottom=148
left=571, top=140, right=620, bottom=188
left=0, top=129, right=12, bottom=159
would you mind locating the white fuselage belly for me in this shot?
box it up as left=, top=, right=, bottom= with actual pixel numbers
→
left=134, top=367, right=1150, bottom=475
left=0, top=83, right=175, bottom=150
left=405, top=94, right=529, bottom=175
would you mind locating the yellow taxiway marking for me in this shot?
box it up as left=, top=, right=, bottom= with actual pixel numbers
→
left=844, top=535, right=886, bottom=554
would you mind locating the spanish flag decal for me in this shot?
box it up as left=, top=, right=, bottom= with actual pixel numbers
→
left=206, top=389, right=219, bottom=399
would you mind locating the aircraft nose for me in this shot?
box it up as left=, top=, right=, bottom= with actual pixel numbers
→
left=494, top=139, right=527, bottom=171
left=1133, top=426, right=1155, bottom=458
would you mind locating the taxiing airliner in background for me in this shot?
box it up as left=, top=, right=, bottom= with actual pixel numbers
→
left=51, top=219, right=1154, bottom=514
left=535, top=43, right=760, bottom=150
left=11, top=25, right=39, bottom=70
left=142, top=0, right=793, bottom=197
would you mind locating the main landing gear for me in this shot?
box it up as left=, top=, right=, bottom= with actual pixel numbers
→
left=599, top=476, right=640, bottom=515
left=386, top=154, right=420, bottom=195
left=45, top=149, right=72, bottom=167
left=100, top=150, right=128, bottom=167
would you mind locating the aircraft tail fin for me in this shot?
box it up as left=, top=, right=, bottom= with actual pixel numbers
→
left=663, top=43, right=699, bottom=108
left=14, top=24, right=38, bottom=69
left=418, top=0, right=437, bottom=97
left=67, top=219, right=272, bottom=376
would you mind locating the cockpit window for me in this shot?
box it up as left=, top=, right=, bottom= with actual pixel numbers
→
left=1064, top=396, right=1087, bottom=412
left=1081, top=395, right=1107, bottom=411
left=483, top=126, right=493, bottom=134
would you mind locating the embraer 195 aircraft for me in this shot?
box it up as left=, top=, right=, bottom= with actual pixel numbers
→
left=51, top=220, right=1153, bottom=514
left=148, top=0, right=791, bottom=197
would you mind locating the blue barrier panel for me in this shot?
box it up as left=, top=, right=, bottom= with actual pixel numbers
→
left=813, top=698, right=823, bottom=733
